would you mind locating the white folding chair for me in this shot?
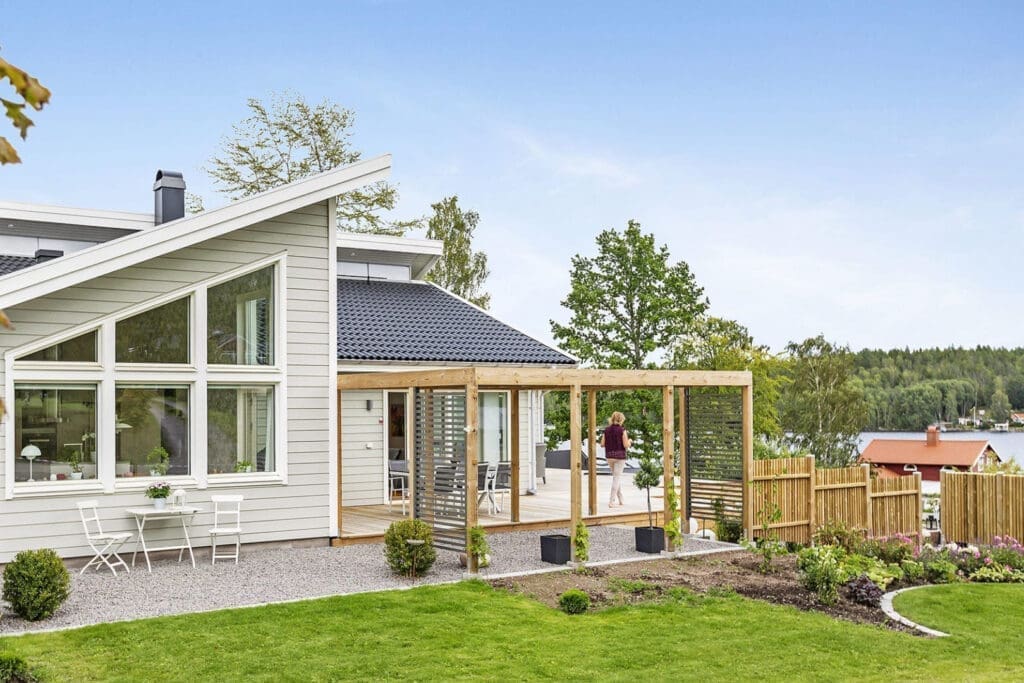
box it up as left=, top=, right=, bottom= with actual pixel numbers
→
left=209, top=495, right=243, bottom=564
left=78, top=500, right=132, bottom=576
left=478, top=462, right=502, bottom=514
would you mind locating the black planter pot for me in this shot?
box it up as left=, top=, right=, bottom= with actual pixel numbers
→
left=635, top=526, right=665, bottom=554
left=540, top=534, right=571, bottom=564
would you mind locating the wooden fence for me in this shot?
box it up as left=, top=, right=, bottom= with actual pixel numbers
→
left=749, top=457, right=922, bottom=544
left=941, top=471, right=1024, bottom=545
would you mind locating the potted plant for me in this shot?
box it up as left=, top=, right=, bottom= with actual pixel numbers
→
left=146, top=482, right=171, bottom=510
left=146, top=446, right=170, bottom=477
left=234, top=460, right=253, bottom=474
left=633, top=455, right=665, bottom=553
left=68, top=450, right=83, bottom=480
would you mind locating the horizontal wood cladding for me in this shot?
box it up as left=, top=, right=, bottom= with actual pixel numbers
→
left=0, top=204, right=333, bottom=560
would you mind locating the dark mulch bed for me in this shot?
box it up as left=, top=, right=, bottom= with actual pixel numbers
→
left=490, top=550, right=915, bottom=632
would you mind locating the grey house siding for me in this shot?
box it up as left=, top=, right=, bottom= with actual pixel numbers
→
left=0, top=203, right=332, bottom=561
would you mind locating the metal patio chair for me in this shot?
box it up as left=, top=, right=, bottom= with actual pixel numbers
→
left=78, top=500, right=132, bottom=576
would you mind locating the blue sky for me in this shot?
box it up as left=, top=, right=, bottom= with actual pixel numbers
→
left=4, top=2, right=1023, bottom=353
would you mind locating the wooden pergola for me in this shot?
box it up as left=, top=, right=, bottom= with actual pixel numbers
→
left=337, top=367, right=754, bottom=571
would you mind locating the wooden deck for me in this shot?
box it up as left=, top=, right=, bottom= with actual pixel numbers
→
left=338, top=468, right=656, bottom=540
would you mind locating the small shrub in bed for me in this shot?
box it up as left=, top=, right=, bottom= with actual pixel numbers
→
left=797, top=546, right=844, bottom=606
left=859, top=535, right=915, bottom=565
left=712, top=498, right=743, bottom=544
left=384, top=520, right=437, bottom=577
left=2, top=549, right=70, bottom=621
left=812, top=520, right=866, bottom=554
left=923, top=558, right=959, bottom=584
left=841, top=553, right=903, bottom=590
left=558, top=588, right=591, bottom=614
left=844, top=574, right=883, bottom=608
left=900, top=559, right=926, bottom=583
left=0, top=653, right=36, bottom=683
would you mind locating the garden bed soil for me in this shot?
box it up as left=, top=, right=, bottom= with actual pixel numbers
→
left=491, top=550, right=915, bottom=632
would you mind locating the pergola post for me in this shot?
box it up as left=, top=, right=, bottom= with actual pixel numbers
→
left=465, top=382, right=480, bottom=573
left=741, top=383, right=755, bottom=540
left=587, top=390, right=597, bottom=516
left=423, top=389, right=435, bottom=529
left=342, top=387, right=350, bottom=536
left=677, top=387, right=688, bottom=532
left=510, top=389, right=520, bottom=523
left=662, top=385, right=676, bottom=550
left=406, top=387, right=416, bottom=520
left=569, top=383, right=583, bottom=561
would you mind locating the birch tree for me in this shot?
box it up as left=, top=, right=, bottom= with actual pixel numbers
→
left=780, top=335, right=867, bottom=467
left=1, top=47, right=51, bottom=164
left=207, top=92, right=417, bottom=235
left=425, top=196, right=490, bottom=309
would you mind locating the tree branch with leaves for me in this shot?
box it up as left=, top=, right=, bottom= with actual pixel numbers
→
left=0, top=47, right=51, bottom=165
left=425, top=196, right=490, bottom=308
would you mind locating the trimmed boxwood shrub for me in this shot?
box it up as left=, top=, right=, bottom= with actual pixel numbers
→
left=558, top=588, right=591, bottom=614
left=2, top=549, right=70, bottom=621
left=384, top=520, right=437, bottom=577
left=0, top=653, right=36, bottom=682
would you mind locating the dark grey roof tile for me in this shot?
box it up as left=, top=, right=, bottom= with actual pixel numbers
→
left=337, top=279, right=574, bottom=365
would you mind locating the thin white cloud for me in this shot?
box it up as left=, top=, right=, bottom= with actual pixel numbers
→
left=502, top=127, right=642, bottom=188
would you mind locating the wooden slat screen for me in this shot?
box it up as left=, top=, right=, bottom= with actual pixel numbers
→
left=413, top=390, right=467, bottom=552
left=686, top=389, right=744, bottom=522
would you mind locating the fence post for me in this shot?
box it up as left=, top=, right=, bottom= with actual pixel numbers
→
left=862, top=463, right=873, bottom=536
left=996, top=472, right=1005, bottom=539
left=914, top=471, right=923, bottom=545
left=807, top=456, right=816, bottom=545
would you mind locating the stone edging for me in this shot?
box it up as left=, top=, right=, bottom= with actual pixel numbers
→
left=880, top=585, right=950, bottom=637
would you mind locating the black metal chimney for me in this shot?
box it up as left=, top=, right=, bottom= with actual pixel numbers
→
left=153, top=170, right=186, bottom=224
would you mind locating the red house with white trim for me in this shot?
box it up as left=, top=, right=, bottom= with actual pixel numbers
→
left=859, top=426, right=1000, bottom=482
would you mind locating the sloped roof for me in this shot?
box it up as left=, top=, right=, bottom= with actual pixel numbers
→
left=0, top=156, right=391, bottom=310
left=337, top=279, right=575, bottom=365
left=860, top=437, right=993, bottom=468
left=0, top=255, right=37, bottom=277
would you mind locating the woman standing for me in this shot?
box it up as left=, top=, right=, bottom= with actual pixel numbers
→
left=599, top=411, right=631, bottom=509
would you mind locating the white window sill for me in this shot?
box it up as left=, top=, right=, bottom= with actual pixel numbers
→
left=114, top=476, right=198, bottom=492
left=10, top=480, right=105, bottom=499
left=207, top=473, right=284, bottom=487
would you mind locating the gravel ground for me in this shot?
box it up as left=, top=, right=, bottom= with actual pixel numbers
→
left=0, top=527, right=735, bottom=635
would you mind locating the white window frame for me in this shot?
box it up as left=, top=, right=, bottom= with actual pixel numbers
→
left=5, top=253, right=288, bottom=499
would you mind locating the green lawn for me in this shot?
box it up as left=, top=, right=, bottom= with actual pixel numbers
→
left=2, top=582, right=1022, bottom=682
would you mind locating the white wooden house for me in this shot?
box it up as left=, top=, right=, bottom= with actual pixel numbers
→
left=0, top=158, right=573, bottom=561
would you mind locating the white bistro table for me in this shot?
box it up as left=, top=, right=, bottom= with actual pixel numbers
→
left=125, top=506, right=202, bottom=573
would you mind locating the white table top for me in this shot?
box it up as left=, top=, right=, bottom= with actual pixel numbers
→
left=125, top=505, right=202, bottom=517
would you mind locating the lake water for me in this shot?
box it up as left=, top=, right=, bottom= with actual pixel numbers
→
left=859, top=431, right=1023, bottom=466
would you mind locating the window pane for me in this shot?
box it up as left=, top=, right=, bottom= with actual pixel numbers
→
left=479, top=392, right=508, bottom=463
left=208, top=266, right=274, bottom=365
left=20, top=331, right=97, bottom=362
left=208, top=386, right=274, bottom=474
left=115, top=386, right=190, bottom=477
left=116, top=298, right=190, bottom=364
left=13, top=385, right=97, bottom=482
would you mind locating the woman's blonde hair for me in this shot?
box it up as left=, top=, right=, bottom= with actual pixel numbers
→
left=608, top=411, right=626, bottom=425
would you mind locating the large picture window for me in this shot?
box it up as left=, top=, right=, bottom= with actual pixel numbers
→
left=207, top=386, right=275, bottom=474
left=13, top=385, right=98, bottom=482
left=116, top=298, right=190, bottom=364
left=208, top=266, right=274, bottom=365
left=115, top=386, right=190, bottom=477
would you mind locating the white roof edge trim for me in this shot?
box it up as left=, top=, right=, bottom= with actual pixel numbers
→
left=336, top=232, right=444, bottom=256
left=0, top=155, right=392, bottom=310
left=419, top=280, right=579, bottom=365
left=0, top=200, right=155, bottom=230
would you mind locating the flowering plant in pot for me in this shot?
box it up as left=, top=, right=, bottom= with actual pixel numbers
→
left=146, top=482, right=171, bottom=510
left=146, top=446, right=170, bottom=477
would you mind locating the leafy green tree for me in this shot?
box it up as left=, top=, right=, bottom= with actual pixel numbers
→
left=1, top=48, right=51, bottom=164
left=207, top=92, right=416, bottom=235
left=425, top=196, right=490, bottom=309
left=781, top=335, right=867, bottom=467
left=550, top=221, right=708, bottom=459
left=551, top=220, right=708, bottom=369
left=668, top=316, right=787, bottom=440
left=989, top=378, right=1011, bottom=423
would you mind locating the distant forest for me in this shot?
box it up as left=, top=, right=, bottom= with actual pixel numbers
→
left=854, top=346, right=1022, bottom=431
